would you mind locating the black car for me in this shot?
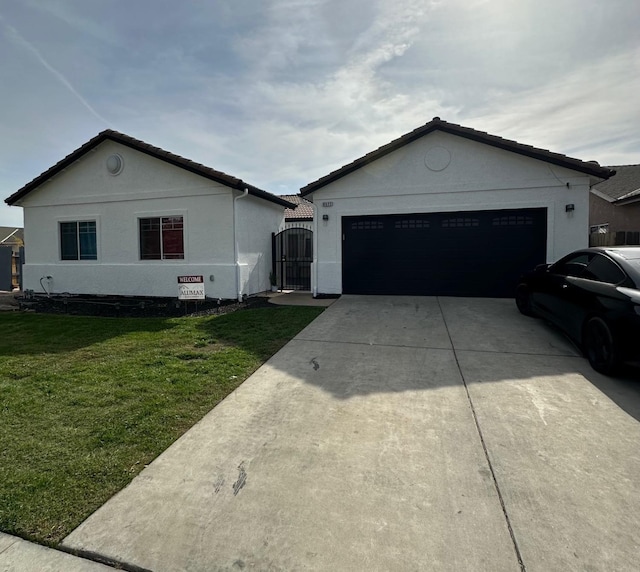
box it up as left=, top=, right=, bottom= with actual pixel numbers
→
left=515, top=247, right=640, bottom=375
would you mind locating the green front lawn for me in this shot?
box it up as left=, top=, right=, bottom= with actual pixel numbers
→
left=0, top=305, right=323, bottom=545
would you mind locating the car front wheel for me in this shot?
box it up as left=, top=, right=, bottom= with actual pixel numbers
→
left=515, top=285, right=534, bottom=317
left=583, top=317, right=619, bottom=375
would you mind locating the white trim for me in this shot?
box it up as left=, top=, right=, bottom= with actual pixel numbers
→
left=0, top=228, right=20, bottom=244
left=590, top=188, right=616, bottom=203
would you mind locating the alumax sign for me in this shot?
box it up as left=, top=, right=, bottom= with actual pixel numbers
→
left=177, top=275, right=205, bottom=300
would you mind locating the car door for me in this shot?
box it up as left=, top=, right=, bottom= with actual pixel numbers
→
left=532, top=252, right=592, bottom=329
left=562, top=254, right=629, bottom=339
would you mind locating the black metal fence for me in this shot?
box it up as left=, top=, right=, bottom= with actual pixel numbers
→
left=272, top=228, right=313, bottom=291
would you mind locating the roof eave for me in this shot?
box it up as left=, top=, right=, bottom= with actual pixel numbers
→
left=300, top=119, right=615, bottom=196
left=614, top=190, right=640, bottom=206
left=590, top=188, right=616, bottom=203
left=5, top=130, right=294, bottom=209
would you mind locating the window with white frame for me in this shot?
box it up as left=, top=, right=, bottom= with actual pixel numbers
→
left=139, top=216, right=184, bottom=260
left=60, top=221, right=97, bottom=260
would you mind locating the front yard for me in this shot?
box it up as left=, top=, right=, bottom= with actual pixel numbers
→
left=0, top=305, right=323, bottom=545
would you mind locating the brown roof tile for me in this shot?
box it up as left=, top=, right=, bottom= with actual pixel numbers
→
left=281, top=194, right=314, bottom=220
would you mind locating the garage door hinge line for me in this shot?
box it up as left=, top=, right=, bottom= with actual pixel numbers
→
left=436, top=297, right=527, bottom=572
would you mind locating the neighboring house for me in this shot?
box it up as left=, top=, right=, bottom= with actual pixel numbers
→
left=589, top=164, right=640, bottom=246
left=0, top=227, right=23, bottom=248
left=0, top=227, right=24, bottom=290
left=300, top=117, right=614, bottom=297
left=280, top=194, right=314, bottom=231
left=4, top=130, right=294, bottom=300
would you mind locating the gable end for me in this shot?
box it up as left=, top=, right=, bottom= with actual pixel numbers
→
left=6, top=130, right=295, bottom=209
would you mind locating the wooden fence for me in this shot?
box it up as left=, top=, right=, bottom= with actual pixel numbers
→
left=589, top=230, right=640, bottom=247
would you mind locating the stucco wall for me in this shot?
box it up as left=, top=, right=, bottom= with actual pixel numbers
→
left=309, top=131, right=592, bottom=295
left=20, top=140, right=281, bottom=298
left=236, top=194, right=285, bottom=297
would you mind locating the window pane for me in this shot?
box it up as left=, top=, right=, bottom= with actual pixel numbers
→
left=584, top=255, right=626, bottom=284
left=162, top=216, right=183, bottom=231
left=442, top=217, right=479, bottom=228
left=161, top=216, right=184, bottom=259
left=78, top=221, right=97, bottom=260
left=60, top=222, right=78, bottom=260
left=551, top=253, right=591, bottom=276
left=140, top=218, right=161, bottom=259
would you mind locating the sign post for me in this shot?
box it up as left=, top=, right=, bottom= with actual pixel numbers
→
left=177, top=275, right=205, bottom=300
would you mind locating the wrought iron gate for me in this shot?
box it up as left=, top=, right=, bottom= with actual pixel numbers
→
left=272, top=228, right=313, bottom=290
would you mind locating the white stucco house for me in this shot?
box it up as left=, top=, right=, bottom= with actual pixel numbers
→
left=5, top=130, right=294, bottom=300
left=300, top=117, right=615, bottom=297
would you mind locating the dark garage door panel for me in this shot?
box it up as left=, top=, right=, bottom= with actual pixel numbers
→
left=342, top=208, right=547, bottom=297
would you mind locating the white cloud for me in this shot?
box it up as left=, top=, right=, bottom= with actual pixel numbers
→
left=1, top=0, right=639, bottom=227
left=224, top=0, right=448, bottom=185
left=0, top=13, right=111, bottom=126
left=467, top=48, right=640, bottom=164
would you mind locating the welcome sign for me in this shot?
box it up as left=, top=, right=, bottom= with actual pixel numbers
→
left=177, top=275, right=205, bottom=300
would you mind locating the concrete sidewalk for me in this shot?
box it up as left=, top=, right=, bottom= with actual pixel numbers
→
left=265, top=290, right=337, bottom=307
left=9, top=296, right=639, bottom=571
left=0, top=533, right=115, bottom=571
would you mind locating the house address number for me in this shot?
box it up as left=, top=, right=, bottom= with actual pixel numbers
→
left=322, top=201, right=333, bottom=207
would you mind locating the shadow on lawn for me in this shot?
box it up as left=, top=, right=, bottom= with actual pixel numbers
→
left=0, top=313, right=179, bottom=356
left=193, top=306, right=325, bottom=362
left=0, top=305, right=321, bottom=359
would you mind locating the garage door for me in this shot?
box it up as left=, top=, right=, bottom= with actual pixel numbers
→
left=342, top=208, right=547, bottom=297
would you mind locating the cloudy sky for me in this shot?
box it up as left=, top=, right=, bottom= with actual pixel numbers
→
left=1, top=0, right=639, bottom=226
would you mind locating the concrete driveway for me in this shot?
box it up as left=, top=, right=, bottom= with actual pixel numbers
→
left=62, top=296, right=640, bottom=572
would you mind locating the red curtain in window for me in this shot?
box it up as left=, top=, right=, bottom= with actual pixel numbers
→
left=162, top=216, right=184, bottom=259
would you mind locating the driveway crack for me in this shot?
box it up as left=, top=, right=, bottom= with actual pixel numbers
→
left=436, top=297, right=526, bottom=572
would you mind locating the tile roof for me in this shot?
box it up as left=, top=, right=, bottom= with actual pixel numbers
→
left=591, top=164, right=640, bottom=204
left=300, top=117, right=615, bottom=195
left=5, top=130, right=296, bottom=209
left=281, top=194, right=314, bottom=220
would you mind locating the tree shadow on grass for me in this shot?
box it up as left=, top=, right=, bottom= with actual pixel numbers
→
left=0, top=313, right=179, bottom=356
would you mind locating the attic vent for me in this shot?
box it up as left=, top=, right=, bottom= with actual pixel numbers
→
left=106, top=154, right=124, bottom=175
